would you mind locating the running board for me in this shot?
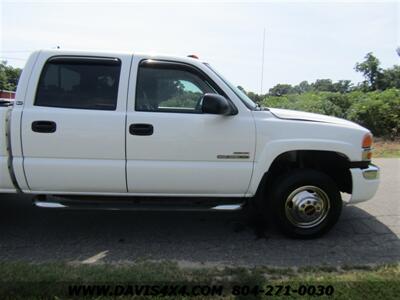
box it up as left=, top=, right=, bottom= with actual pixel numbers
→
left=33, top=198, right=244, bottom=212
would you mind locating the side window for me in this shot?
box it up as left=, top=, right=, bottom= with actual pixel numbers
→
left=35, top=57, right=121, bottom=110
left=135, top=63, right=216, bottom=113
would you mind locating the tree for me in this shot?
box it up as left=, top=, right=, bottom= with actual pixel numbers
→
left=0, top=61, right=9, bottom=90
left=355, top=52, right=383, bottom=91
left=333, top=80, right=353, bottom=93
left=0, top=72, right=7, bottom=91
left=294, top=80, right=312, bottom=93
left=4, top=64, right=22, bottom=91
left=380, top=65, right=400, bottom=90
left=246, top=91, right=264, bottom=103
left=0, top=61, right=22, bottom=91
left=268, top=84, right=294, bottom=96
left=311, top=79, right=335, bottom=92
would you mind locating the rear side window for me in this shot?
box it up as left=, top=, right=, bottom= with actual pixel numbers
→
left=35, top=57, right=121, bottom=110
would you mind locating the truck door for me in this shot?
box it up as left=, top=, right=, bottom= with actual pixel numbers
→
left=21, top=53, right=131, bottom=193
left=125, top=59, right=255, bottom=196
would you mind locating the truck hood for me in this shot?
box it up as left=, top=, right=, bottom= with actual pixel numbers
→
left=268, top=107, right=363, bottom=129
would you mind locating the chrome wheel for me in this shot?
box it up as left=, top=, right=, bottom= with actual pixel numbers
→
left=285, top=185, right=330, bottom=229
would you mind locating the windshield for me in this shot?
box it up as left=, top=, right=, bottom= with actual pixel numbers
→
left=204, top=63, right=257, bottom=110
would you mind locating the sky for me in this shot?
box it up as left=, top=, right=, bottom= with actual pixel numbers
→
left=0, top=0, right=399, bottom=93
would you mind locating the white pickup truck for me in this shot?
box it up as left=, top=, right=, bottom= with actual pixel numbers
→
left=0, top=50, right=379, bottom=238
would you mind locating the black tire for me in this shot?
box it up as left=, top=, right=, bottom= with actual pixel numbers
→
left=268, top=169, right=342, bottom=239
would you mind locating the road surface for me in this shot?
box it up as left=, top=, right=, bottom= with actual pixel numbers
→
left=0, top=158, right=398, bottom=267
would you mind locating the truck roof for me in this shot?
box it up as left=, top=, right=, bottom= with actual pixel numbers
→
left=35, top=49, right=206, bottom=65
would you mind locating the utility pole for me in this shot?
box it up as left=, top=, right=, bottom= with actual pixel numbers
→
left=260, top=27, right=266, bottom=94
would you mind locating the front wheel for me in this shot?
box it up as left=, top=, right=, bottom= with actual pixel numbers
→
left=269, top=169, right=342, bottom=239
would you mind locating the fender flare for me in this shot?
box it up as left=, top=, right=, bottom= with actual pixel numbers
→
left=247, top=139, right=356, bottom=196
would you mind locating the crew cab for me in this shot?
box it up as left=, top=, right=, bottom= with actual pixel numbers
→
left=0, top=50, right=380, bottom=238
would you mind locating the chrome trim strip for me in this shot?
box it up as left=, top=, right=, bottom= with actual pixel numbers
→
left=35, top=201, right=67, bottom=208
left=33, top=200, right=244, bottom=211
left=211, top=204, right=242, bottom=210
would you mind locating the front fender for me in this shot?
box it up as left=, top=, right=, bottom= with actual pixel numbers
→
left=246, top=139, right=357, bottom=195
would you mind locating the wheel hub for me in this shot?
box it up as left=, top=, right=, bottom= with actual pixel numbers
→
left=285, top=186, right=330, bottom=229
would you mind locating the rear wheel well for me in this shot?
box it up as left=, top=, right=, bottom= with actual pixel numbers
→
left=258, top=150, right=352, bottom=195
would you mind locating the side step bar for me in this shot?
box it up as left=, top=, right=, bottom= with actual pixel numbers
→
left=33, top=196, right=244, bottom=212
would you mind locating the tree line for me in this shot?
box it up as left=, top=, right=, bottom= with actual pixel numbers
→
left=238, top=50, right=400, bottom=101
left=240, top=51, right=400, bottom=138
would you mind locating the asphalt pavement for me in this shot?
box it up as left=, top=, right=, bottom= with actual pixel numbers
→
left=0, top=158, right=399, bottom=267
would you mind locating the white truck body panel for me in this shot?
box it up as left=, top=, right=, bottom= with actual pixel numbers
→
left=19, top=51, right=132, bottom=193
left=21, top=107, right=127, bottom=193
left=125, top=55, right=255, bottom=195
left=247, top=110, right=369, bottom=196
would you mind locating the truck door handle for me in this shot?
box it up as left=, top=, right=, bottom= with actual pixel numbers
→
left=129, top=123, right=153, bottom=136
left=32, top=121, right=57, bottom=133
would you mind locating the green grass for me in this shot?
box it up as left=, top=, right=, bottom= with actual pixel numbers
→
left=0, top=261, right=399, bottom=299
left=374, top=139, right=400, bottom=158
